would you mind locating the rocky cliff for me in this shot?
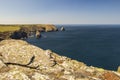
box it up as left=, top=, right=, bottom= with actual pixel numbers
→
left=0, top=39, right=120, bottom=80
left=19, top=24, right=58, bottom=32
left=0, top=24, right=58, bottom=40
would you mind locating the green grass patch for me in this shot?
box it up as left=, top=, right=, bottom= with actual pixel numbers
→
left=0, top=26, right=20, bottom=32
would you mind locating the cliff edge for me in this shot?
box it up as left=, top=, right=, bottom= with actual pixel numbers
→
left=0, top=24, right=58, bottom=40
left=0, top=40, right=120, bottom=80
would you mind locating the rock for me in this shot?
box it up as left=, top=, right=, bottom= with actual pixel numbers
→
left=0, top=39, right=120, bottom=80
left=0, top=60, right=6, bottom=69
left=35, top=30, right=41, bottom=39
left=19, top=24, right=58, bottom=32
left=10, top=31, right=28, bottom=39
left=0, top=24, right=58, bottom=40
left=32, top=72, right=50, bottom=80
left=60, top=27, right=65, bottom=31
left=118, top=66, right=120, bottom=73
left=0, top=38, right=4, bottom=41
left=0, top=71, right=30, bottom=80
left=101, top=71, right=120, bottom=80
left=45, top=24, right=58, bottom=32
left=0, top=31, right=12, bottom=40
left=0, top=40, right=55, bottom=68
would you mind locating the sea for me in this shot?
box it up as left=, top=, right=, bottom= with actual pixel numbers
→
left=26, top=25, right=120, bottom=70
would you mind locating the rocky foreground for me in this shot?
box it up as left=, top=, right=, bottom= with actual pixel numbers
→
left=0, top=40, right=120, bottom=80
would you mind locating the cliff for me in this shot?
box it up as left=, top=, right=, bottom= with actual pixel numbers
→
left=19, top=24, right=58, bottom=32
left=0, top=31, right=13, bottom=40
left=0, top=24, right=58, bottom=40
left=0, top=39, right=120, bottom=80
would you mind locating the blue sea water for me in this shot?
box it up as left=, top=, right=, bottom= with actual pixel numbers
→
left=26, top=25, right=120, bottom=70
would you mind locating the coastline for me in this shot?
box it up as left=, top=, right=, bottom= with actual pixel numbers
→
left=0, top=24, right=58, bottom=40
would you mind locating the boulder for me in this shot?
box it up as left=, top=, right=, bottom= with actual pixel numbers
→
left=35, top=30, right=41, bottom=39
left=60, top=27, right=65, bottom=31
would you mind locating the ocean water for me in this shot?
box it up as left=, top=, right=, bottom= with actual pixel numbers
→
left=26, top=25, right=120, bottom=70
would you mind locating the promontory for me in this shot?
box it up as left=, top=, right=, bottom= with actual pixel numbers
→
left=0, top=24, right=58, bottom=40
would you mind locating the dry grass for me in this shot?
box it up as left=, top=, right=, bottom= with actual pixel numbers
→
left=0, top=24, right=55, bottom=32
left=0, top=26, right=20, bottom=32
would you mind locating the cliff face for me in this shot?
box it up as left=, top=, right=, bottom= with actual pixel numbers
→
left=44, top=24, right=58, bottom=32
left=0, top=40, right=120, bottom=80
left=0, top=32, right=12, bottom=40
left=19, top=24, right=58, bottom=32
left=0, top=24, right=58, bottom=40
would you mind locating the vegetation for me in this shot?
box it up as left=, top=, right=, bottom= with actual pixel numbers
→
left=0, top=24, right=57, bottom=32
left=0, top=24, right=57, bottom=40
left=0, top=26, right=20, bottom=32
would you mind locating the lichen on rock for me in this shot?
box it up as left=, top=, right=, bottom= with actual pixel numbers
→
left=0, top=39, right=120, bottom=80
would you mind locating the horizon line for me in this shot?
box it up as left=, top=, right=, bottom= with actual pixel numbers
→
left=0, top=23, right=120, bottom=25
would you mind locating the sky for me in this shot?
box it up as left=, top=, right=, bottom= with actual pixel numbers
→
left=0, top=0, right=120, bottom=24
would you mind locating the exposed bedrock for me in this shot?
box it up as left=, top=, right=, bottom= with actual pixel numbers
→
left=0, top=40, right=120, bottom=80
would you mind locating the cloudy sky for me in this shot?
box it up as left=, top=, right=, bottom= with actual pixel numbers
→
left=0, top=0, right=120, bottom=24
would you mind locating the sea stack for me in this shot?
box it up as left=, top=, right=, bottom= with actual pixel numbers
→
left=35, top=30, right=41, bottom=38
left=60, top=27, right=65, bottom=31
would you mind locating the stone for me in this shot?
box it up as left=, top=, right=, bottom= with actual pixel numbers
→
left=35, top=30, right=41, bottom=38
left=0, top=60, right=6, bottom=69
left=101, top=72, right=120, bottom=80
left=0, top=71, right=30, bottom=80
left=0, top=39, right=55, bottom=68
left=32, top=72, right=50, bottom=80
left=0, top=39, right=120, bottom=80
left=118, top=66, right=120, bottom=73
left=60, top=27, right=65, bottom=31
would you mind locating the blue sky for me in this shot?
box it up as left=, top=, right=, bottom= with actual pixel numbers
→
left=0, top=0, right=120, bottom=24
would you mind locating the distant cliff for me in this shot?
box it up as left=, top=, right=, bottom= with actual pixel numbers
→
left=0, top=24, right=58, bottom=40
left=0, top=39, right=120, bottom=80
left=19, top=24, right=58, bottom=32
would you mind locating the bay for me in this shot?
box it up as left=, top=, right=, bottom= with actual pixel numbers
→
left=26, top=25, right=120, bottom=70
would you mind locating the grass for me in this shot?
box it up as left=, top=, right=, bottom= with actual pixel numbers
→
left=0, top=26, right=20, bottom=32
left=0, top=24, right=55, bottom=32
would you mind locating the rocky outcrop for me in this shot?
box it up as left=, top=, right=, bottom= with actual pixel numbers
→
left=118, top=66, right=120, bottom=73
left=35, top=30, right=41, bottom=39
left=0, top=32, right=12, bottom=41
left=60, top=27, right=65, bottom=31
left=10, top=31, right=28, bottom=39
left=44, top=24, right=58, bottom=32
left=19, top=24, right=58, bottom=32
left=0, top=39, right=120, bottom=80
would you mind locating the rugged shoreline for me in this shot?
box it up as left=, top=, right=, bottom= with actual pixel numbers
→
left=0, top=24, right=58, bottom=40
left=0, top=39, right=120, bottom=80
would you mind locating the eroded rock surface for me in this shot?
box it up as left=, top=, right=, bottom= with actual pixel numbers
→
left=0, top=39, right=120, bottom=80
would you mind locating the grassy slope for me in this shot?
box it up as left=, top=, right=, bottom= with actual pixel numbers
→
left=0, top=24, right=56, bottom=32
left=0, top=26, right=20, bottom=32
